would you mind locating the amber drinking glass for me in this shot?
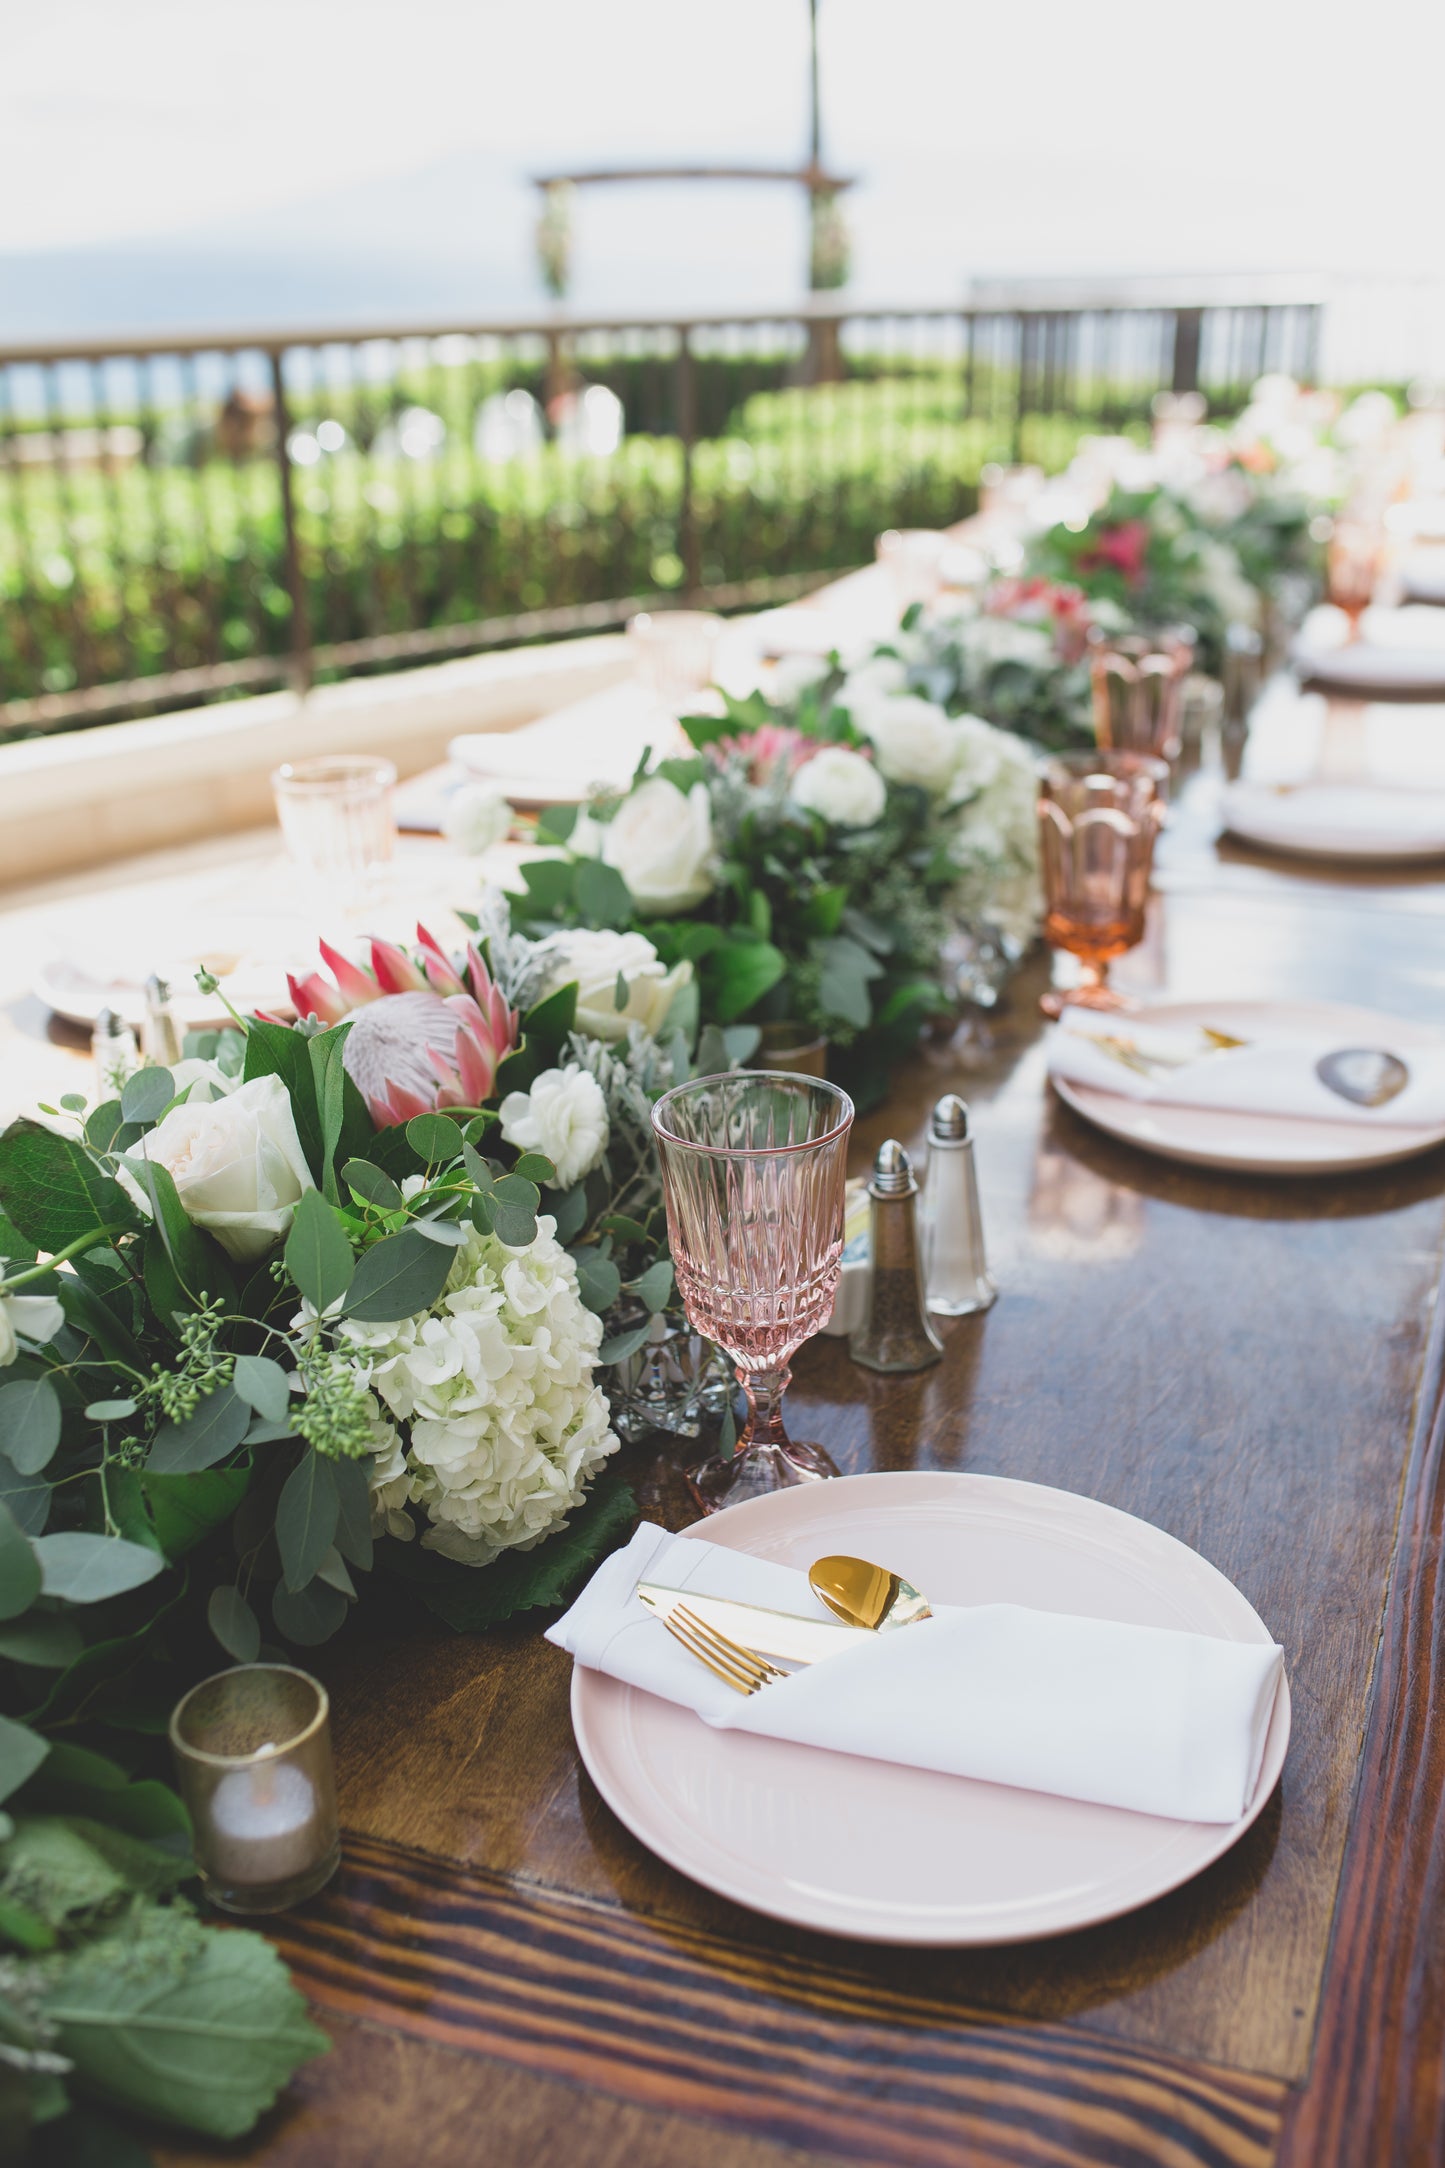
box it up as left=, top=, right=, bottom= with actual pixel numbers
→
left=1326, top=518, right=1383, bottom=639
left=651, top=1073, right=853, bottom=1513
left=1037, top=751, right=1167, bottom=1018
left=1089, top=628, right=1196, bottom=763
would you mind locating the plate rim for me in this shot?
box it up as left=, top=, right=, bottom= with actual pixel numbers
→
left=1220, top=783, right=1445, bottom=863
left=1051, top=997, right=1445, bottom=1174
left=570, top=1469, right=1291, bottom=1946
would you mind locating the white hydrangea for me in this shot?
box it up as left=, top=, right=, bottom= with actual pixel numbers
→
left=498, top=1063, right=609, bottom=1187
left=856, top=693, right=959, bottom=791
left=332, top=1209, right=618, bottom=1566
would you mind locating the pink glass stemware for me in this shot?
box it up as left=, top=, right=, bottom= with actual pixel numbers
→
left=650, top=1073, right=854, bottom=1513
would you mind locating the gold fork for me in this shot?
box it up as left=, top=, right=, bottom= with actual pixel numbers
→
left=659, top=1601, right=787, bottom=1696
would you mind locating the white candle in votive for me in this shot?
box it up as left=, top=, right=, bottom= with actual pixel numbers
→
left=206, top=1759, right=318, bottom=1887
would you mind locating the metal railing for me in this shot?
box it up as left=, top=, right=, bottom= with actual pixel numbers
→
left=0, top=295, right=1320, bottom=739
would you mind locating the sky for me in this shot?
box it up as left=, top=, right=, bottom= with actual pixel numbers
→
left=0, top=0, right=1441, bottom=345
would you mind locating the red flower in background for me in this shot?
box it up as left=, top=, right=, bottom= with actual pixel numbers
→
left=1079, top=520, right=1151, bottom=588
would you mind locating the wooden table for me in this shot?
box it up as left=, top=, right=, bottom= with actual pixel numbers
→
left=7, top=704, right=1445, bottom=2167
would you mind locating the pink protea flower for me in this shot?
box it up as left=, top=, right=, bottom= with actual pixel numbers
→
left=287, top=928, right=518, bottom=1127
left=709, top=723, right=819, bottom=786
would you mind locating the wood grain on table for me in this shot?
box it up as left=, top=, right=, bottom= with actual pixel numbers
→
left=6, top=730, right=1445, bottom=2167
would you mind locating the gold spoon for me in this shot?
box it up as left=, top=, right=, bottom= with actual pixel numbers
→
left=808, top=1555, right=933, bottom=1634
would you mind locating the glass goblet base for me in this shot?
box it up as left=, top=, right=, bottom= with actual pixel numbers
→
left=687, top=1435, right=840, bottom=1516
left=1039, top=980, right=1137, bottom=1017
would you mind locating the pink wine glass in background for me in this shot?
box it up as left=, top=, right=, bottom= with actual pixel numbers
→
left=651, top=1072, right=854, bottom=1514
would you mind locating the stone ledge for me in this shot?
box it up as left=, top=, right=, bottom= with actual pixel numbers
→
left=0, top=634, right=632, bottom=890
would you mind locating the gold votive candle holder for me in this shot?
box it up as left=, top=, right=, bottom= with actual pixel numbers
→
left=170, top=1665, right=340, bottom=1915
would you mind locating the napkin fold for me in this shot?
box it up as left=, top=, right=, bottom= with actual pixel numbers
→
left=1048, top=1007, right=1445, bottom=1127
left=548, top=1523, right=1284, bottom=1824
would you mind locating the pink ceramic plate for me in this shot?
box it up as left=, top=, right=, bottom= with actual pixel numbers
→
left=1052, top=999, right=1445, bottom=1175
left=570, top=1471, right=1290, bottom=1945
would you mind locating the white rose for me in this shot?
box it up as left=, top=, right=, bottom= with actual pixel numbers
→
left=944, top=712, right=1010, bottom=802
left=537, top=927, right=692, bottom=1042
left=442, top=783, right=512, bottom=855
left=0, top=1287, right=65, bottom=1368
left=498, top=1064, right=609, bottom=1187
left=838, top=653, right=908, bottom=727
left=859, top=694, right=959, bottom=792
left=168, top=1056, right=238, bottom=1104
left=601, top=777, right=714, bottom=913
left=789, top=746, right=886, bottom=828
left=126, top=1073, right=316, bottom=1261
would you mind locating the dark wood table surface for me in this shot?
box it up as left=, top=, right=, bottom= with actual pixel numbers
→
left=114, top=702, right=1445, bottom=2168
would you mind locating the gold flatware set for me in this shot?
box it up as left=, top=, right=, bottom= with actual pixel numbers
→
left=637, top=1553, right=933, bottom=1696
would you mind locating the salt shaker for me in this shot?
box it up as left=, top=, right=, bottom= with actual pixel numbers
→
left=920, top=1095, right=996, bottom=1317
left=142, top=974, right=184, bottom=1069
left=92, top=1007, right=138, bottom=1101
left=849, top=1140, right=944, bottom=1374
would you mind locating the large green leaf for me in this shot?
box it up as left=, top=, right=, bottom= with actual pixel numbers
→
left=44, top=1911, right=328, bottom=2140
left=0, top=1499, right=41, bottom=1623
left=127, top=1159, right=232, bottom=1315
left=243, top=1018, right=324, bottom=1178
left=142, top=1463, right=251, bottom=1560
left=231, top=1355, right=290, bottom=1424
left=271, top=1579, right=348, bottom=1645
left=275, top=1449, right=337, bottom=1593
left=341, top=1230, right=453, bottom=1323
left=207, top=1584, right=261, bottom=1664
left=379, top=1474, right=636, bottom=1632
left=0, top=1715, right=48, bottom=1804
left=494, top=981, right=578, bottom=1096
left=814, top=932, right=885, bottom=1031
left=19, top=1743, right=188, bottom=1840
left=283, top=1190, right=355, bottom=1314
left=33, top=1534, right=166, bottom=1605
left=147, top=1387, right=249, bottom=1475
left=330, top=1457, right=373, bottom=1574
left=0, top=1377, right=61, bottom=1476
left=704, top=938, right=787, bottom=1023
left=0, top=1817, right=187, bottom=1930
left=0, top=1121, right=136, bottom=1250
left=57, top=1276, right=144, bottom=1373
left=574, top=859, right=633, bottom=929
left=0, top=1614, right=82, bottom=1668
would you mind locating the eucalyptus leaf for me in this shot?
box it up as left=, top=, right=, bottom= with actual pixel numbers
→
left=330, top=1456, right=373, bottom=1574
left=0, top=1613, right=83, bottom=1667
left=32, top=1533, right=166, bottom=1604
left=489, top=1172, right=540, bottom=1249
left=571, top=1248, right=622, bottom=1314
left=343, top=1158, right=404, bottom=1213
left=0, top=1713, right=49, bottom=1804
left=84, top=1399, right=137, bottom=1423
left=0, top=1456, right=52, bottom=1537
left=511, top=1152, right=557, bottom=1184
left=275, top=1449, right=338, bottom=1593
left=284, top=1189, right=355, bottom=1314
left=84, top=1100, right=126, bottom=1153
left=341, top=1230, right=453, bottom=1324
left=549, top=1183, right=589, bottom=1245
left=409, top=1215, right=468, bottom=1247
left=0, top=1497, right=41, bottom=1621
left=148, top=1386, right=249, bottom=1475
left=574, top=858, right=633, bottom=929
left=405, top=1113, right=465, bottom=1164
left=231, top=1354, right=291, bottom=1423
left=632, top=1259, right=674, bottom=1315
left=119, top=1068, right=175, bottom=1126
left=207, top=1584, right=261, bottom=1664
left=599, top=1322, right=652, bottom=1364
left=271, top=1578, right=348, bottom=1647
left=315, top=1546, right=356, bottom=1599
left=0, top=1376, right=62, bottom=1475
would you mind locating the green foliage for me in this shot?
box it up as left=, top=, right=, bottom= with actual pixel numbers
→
left=379, top=1473, right=636, bottom=1631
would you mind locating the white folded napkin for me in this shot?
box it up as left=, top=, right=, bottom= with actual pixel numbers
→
left=1048, top=1007, right=1445, bottom=1127
left=548, top=1523, right=1284, bottom=1824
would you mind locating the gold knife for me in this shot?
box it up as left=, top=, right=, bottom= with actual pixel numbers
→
left=636, top=1582, right=864, bottom=1666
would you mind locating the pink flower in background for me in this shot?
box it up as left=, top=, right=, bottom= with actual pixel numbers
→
left=287, top=928, right=518, bottom=1126
left=984, top=576, right=1096, bottom=663
left=1080, top=521, right=1151, bottom=588
left=710, top=723, right=820, bottom=786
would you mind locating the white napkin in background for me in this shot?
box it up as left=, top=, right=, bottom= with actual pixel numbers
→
left=548, top=1523, right=1284, bottom=1825
left=1048, top=1007, right=1445, bottom=1127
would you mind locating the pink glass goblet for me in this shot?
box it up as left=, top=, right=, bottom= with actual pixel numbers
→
left=651, top=1072, right=854, bottom=1514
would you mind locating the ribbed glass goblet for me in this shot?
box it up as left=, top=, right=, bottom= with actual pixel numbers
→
left=651, top=1073, right=853, bottom=1514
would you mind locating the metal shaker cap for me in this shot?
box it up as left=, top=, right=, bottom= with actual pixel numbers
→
left=870, top=1138, right=916, bottom=1196
left=930, top=1094, right=969, bottom=1142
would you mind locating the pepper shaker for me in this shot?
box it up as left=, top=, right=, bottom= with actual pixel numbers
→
left=849, top=1140, right=944, bottom=1373
left=920, top=1095, right=996, bottom=1317
left=142, top=974, right=184, bottom=1069
left=92, top=1007, right=139, bottom=1101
